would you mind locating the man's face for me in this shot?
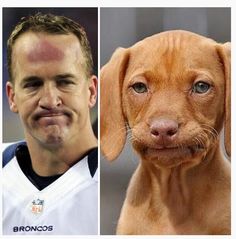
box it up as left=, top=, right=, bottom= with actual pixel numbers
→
left=7, top=32, right=97, bottom=147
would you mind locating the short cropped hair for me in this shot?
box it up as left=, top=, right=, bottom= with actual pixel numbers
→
left=7, top=12, right=94, bottom=82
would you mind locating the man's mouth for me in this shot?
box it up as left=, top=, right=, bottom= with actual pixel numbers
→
left=38, top=113, right=64, bottom=118
left=32, top=110, right=73, bottom=128
left=33, top=110, right=71, bottom=121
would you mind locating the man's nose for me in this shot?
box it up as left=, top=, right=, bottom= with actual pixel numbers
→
left=38, top=84, right=62, bottom=109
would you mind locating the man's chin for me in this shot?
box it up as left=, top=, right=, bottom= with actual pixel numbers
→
left=33, top=132, right=66, bottom=148
left=33, top=135, right=64, bottom=149
left=41, top=125, right=68, bottom=142
left=44, top=135, right=64, bottom=145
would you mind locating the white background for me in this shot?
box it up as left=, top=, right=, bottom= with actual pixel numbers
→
left=0, top=0, right=234, bottom=238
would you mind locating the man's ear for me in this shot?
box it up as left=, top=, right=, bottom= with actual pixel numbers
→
left=88, top=75, right=98, bottom=108
left=6, top=81, right=18, bottom=113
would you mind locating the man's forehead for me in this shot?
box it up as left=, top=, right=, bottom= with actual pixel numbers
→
left=14, top=32, right=83, bottom=63
left=27, top=39, right=64, bottom=62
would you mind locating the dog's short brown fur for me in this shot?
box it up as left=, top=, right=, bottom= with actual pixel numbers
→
left=101, top=30, right=231, bottom=235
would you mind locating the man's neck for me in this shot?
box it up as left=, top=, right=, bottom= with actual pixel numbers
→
left=25, top=132, right=97, bottom=177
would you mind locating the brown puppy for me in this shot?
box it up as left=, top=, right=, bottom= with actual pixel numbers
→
left=100, top=30, right=231, bottom=235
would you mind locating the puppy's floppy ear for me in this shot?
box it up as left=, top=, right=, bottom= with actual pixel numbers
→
left=100, top=48, right=130, bottom=160
left=216, top=42, right=231, bottom=157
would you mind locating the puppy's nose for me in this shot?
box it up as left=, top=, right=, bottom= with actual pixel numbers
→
left=150, top=119, right=178, bottom=140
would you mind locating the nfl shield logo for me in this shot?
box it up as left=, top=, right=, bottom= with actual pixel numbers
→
left=31, top=198, right=44, bottom=214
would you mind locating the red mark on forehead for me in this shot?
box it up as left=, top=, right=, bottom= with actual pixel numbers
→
left=28, top=40, right=64, bottom=62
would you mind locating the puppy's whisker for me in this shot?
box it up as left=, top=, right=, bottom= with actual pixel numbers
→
left=201, top=124, right=219, bottom=135
left=126, top=128, right=132, bottom=134
left=126, top=129, right=135, bottom=142
left=198, top=133, right=208, bottom=147
left=201, top=124, right=219, bottom=139
left=192, top=138, right=199, bottom=147
left=193, top=138, right=201, bottom=148
left=201, top=129, right=217, bottom=144
left=201, top=125, right=217, bottom=135
left=127, top=135, right=134, bottom=142
left=203, top=128, right=218, bottom=141
left=130, top=134, right=139, bottom=144
left=194, top=135, right=205, bottom=149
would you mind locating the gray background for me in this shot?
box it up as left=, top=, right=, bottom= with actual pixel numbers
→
left=100, top=8, right=231, bottom=235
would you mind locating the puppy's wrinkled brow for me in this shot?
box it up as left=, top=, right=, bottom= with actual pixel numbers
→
left=27, top=40, right=64, bottom=62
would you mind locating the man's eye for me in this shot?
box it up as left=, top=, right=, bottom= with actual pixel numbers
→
left=23, top=81, right=42, bottom=89
left=192, top=81, right=211, bottom=94
left=57, top=79, right=75, bottom=86
left=131, top=82, right=148, bottom=93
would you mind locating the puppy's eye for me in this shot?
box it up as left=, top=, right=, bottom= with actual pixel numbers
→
left=192, top=81, right=211, bottom=94
left=131, top=82, right=148, bottom=93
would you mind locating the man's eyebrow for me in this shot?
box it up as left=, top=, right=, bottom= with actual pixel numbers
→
left=20, top=76, right=42, bottom=87
left=54, top=73, right=77, bottom=80
left=19, top=74, right=77, bottom=87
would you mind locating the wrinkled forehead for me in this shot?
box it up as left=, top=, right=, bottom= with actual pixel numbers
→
left=128, top=32, right=219, bottom=77
left=12, top=32, right=84, bottom=64
left=27, top=39, right=64, bottom=62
